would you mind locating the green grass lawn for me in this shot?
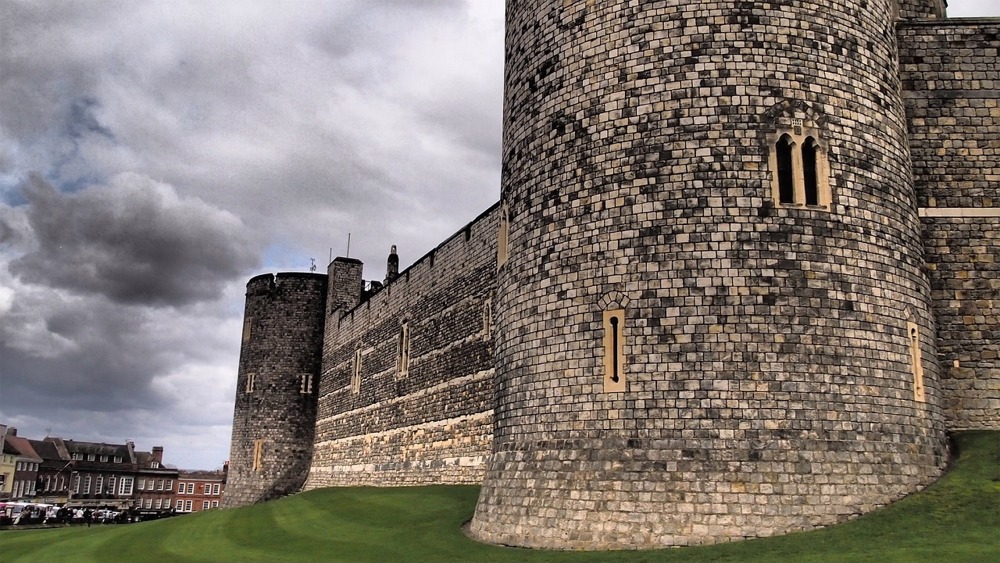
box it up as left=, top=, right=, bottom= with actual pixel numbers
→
left=2, top=431, right=997, bottom=563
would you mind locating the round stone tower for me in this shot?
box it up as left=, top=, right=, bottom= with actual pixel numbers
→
left=470, top=0, right=948, bottom=549
left=223, top=272, right=327, bottom=508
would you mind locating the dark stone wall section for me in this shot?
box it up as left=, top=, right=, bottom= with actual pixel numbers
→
left=224, top=273, right=327, bottom=508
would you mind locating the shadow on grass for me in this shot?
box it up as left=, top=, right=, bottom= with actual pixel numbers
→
left=2, top=431, right=997, bottom=563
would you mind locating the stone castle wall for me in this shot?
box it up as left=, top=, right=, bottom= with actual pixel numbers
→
left=222, top=3, right=997, bottom=551
left=303, top=205, right=499, bottom=489
left=470, top=0, right=949, bottom=549
left=224, top=273, right=326, bottom=508
left=900, top=20, right=1000, bottom=430
left=898, top=0, right=946, bottom=20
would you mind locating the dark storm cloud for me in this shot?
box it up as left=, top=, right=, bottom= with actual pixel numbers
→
left=0, top=0, right=504, bottom=469
left=0, top=279, right=243, bottom=435
left=8, top=174, right=259, bottom=307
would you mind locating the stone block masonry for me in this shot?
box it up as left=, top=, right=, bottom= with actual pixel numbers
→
left=304, top=205, right=500, bottom=489
left=470, top=0, right=950, bottom=549
left=224, top=273, right=327, bottom=508
left=222, top=1, right=998, bottom=552
left=900, top=20, right=1000, bottom=430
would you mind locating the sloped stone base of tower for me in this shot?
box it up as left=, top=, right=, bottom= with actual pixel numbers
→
left=469, top=433, right=946, bottom=549
left=221, top=455, right=312, bottom=508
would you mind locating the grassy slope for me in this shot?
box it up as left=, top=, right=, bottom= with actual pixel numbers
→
left=2, top=431, right=997, bottom=563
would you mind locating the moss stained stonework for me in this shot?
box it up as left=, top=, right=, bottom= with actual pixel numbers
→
left=225, top=1, right=998, bottom=550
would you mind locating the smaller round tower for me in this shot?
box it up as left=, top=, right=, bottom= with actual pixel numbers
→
left=223, top=272, right=327, bottom=508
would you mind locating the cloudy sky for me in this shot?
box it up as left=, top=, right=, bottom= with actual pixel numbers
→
left=1, top=1, right=997, bottom=471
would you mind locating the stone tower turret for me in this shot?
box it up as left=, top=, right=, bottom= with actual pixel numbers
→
left=223, top=272, right=327, bottom=508
left=385, top=245, right=399, bottom=285
left=470, top=0, right=949, bottom=549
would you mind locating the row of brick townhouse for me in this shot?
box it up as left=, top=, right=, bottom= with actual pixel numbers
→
left=1, top=426, right=225, bottom=514
left=0, top=427, right=43, bottom=500
left=174, top=469, right=227, bottom=513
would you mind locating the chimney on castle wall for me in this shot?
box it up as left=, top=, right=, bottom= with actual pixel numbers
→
left=152, top=446, right=164, bottom=465
left=327, top=257, right=364, bottom=314
left=385, top=245, right=399, bottom=284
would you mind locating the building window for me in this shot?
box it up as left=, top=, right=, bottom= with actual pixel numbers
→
left=151, top=461, right=160, bottom=469
left=120, top=477, right=133, bottom=496
left=178, top=482, right=185, bottom=495
left=187, top=482, right=195, bottom=494
left=212, top=501, right=219, bottom=508
left=397, top=322, right=410, bottom=379
left=352, top=350, right=363, bottom=394
left=185, top=500, right=193, bottom=512
left=497, top=203, right=510, bottom=267
left=156, top=479, right=163, bottom=491
left=483, top=299, right=493, bottom=340
left=95, top=476, right=103, bottom=495
left=776, top=134, right=795, bottom=203
left=602, top=309, right=627, bottom=393
left=908, top=322, right=926, bottom=402
left=245, top=372, right=255, bottom=394
left=86, top=454, right=95, bottom=461
left=114, top=456, right=122, bottom=463
left=108, top=476, right=115, bottom=495
left=154, top=498, right=161, bottom=510
left=203, top=501, right=210, bottom=510
left=100, top=455, right=108, bottom=462
left=72, top=453, right=83, bottom=460
left=803, top=137, right=820, bottom=205
left=769, top=129, right=831, bottom=209
left=83, top=475, right=92, bottom=495
left=212, top=483, right=220, bottom=495
left=252, top=439, right=264, bottom=472
left=138, top=478, right=145, bottom=491
left=165, top=479, right=173, bottom=492
left=176, top=499, right=183, bottom=510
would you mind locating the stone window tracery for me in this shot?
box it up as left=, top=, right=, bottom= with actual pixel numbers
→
left=908, top=322, right=926, bottom=402
left=252, top=439, right=264, bottom=472
left=599, top=291, right=631, bottom=393
left=770, top=129, right=831, bottom=209
left=397, top=322, right=410, bottom=379
left=352, top=349, right=363, bottom=394
left=497, top=203, right=510, bottom=268
left=765, top=103, right=832, bottom=210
